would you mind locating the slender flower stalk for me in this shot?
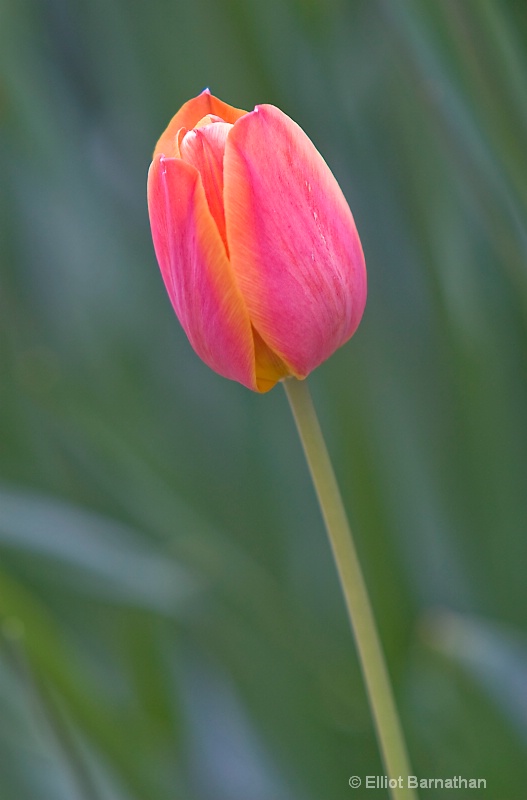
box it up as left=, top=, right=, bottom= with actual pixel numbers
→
left=284, top=377, right=417, bottom=800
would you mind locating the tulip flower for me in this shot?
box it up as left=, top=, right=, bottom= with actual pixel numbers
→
left=147, top=89, right=366, bottom=392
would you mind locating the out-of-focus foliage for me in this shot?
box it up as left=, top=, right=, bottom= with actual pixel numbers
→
left=1, top=0, right=526, bottom=797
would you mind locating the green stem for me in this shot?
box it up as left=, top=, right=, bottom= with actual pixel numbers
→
left=283, top=377, right=417, bottom=800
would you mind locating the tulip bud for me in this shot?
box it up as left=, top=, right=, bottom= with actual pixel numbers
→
left=147, top=89, right=366, bottom=392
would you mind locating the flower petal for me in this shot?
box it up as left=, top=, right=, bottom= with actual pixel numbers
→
left=154, top=90, right=247, bottom=159
left=147, top=154, right=257, bottom=389
left=179, top=121, right=232, bottom=249
left=224, top=104, right=367, bottom=376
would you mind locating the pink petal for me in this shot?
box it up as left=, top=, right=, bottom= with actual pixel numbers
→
left=224, top=104, right=367, bottom=376
left=179, top=121, right=232, bottom=249
left=147, top=154, right=257, bottom=389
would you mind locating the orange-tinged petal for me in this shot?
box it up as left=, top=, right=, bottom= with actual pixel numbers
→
left=224, top=104, right=367, bottom=377
left=153, top=90, right=247, bottom=159
left=179, top=121, right=232, bottom=250
left=147, top=154, right=257, bottom=389
left=252, top=327, right=290, bottom=391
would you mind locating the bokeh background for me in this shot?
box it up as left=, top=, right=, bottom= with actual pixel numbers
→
left=1, top=0, right=526, bottom=797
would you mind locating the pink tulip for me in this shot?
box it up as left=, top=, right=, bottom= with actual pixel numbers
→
left=147, top=90, right=367, bottom=392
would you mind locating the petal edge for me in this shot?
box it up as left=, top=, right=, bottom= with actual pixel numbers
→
left=148, top=155, right=257, bottom=389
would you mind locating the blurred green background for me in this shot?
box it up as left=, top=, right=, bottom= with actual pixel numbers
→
left=1, top=0, right=526, bottom=797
